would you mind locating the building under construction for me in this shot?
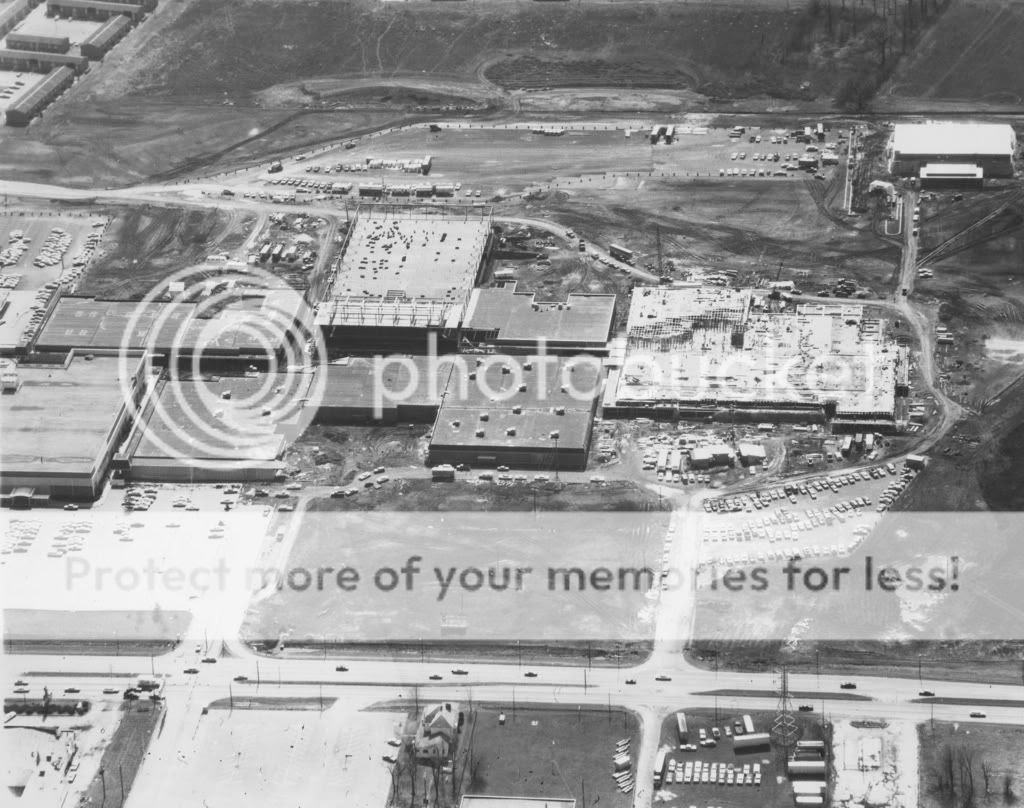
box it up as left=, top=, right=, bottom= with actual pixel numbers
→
left=315, top=205, right=492, bottom=353
left=604, top=286, right=901, bottom=426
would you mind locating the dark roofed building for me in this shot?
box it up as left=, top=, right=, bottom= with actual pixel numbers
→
left=461, top=284, right=615, bottom=353
left=427, top=354, right=602, bottom=470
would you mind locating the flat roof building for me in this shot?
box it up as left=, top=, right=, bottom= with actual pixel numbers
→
left=317, top=355, right=453, bottom=423
left=605, top=287, right=900, bottom=425
left=316, top=206, right=491, bottom=352
left=118, top=372, right=312, bottom=482
left=35, top=295, right=291, bottom=359
left=0, top=350, right=146, bottom=503
left=462, top=283, right=616, bottom=354
left=890, top=122, right=1016, bottom=178
left=427, top=354, right=602, bottom=470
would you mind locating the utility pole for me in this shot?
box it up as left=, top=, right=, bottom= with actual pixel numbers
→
left=655, top=223, right=663, bottom=278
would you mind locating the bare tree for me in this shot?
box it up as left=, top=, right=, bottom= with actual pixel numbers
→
left=981, top=761, right=993, bottom=797
left=1004, top=773, right=1017, bottom=804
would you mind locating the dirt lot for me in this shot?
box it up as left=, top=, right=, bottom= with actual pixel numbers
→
left=518, top=175, right=898, bottom=294
left=918, top=721, right=1024, bottom=808
left=127, top=699, right=399, bottom=808
left=656, top=708, right=829, bottom=808
left=283, top=424, right=431, bottom=486
left=77, top=205, right=256, bottom=299
left=466, top=705, right=639, bottom=808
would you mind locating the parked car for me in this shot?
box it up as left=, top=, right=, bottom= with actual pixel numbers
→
left=840, top=682, right=857, bottom=689
left=970, top=711, right=987, bottom=718
left=451, top=669, right=469, bottom=675
left=919, top=690, right=935, bottom=697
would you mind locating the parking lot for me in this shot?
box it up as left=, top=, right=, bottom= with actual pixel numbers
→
left=0, top=212, right=109, bottom=292
left=656, top=709, right=826, bottom=808
left=695, top=461, right=919, bottom=570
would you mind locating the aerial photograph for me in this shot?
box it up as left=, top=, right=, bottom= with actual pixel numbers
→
left=1, top=0, right=1023, bottom=806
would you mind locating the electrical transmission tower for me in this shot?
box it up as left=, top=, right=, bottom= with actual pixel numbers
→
left=771, top=666, right=801, bottom=755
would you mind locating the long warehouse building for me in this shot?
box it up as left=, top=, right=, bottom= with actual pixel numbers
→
left=0, top=47, right=87, bottom=73
left=4, top=32, right=70, bottom=53
left=79, top=12, right=131, bottom=59
left=4, top=65, right=74, bottom=126
left=889, top=121, right=1016, bottom=178
left=46, top=0, right=150, bottom=20
left=0, top=0, right=36, bottom=38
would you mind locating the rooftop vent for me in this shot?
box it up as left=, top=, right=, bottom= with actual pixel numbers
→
left=518, top=384, right=527, bottom=392
left=506, top=427, right=516, bottom=436
left=550, top=430, right=560, bottom=440
left=452, top=419, right=461, bottom=428
left=479, top=412, right=489, bottom=421
left=512, top=406, right=522, bottom=414
left=475, top=429, right=485, bottom=438
left=555, top=406, right=566, bottom=415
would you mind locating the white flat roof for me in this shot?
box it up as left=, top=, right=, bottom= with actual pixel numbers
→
left=920, top=163, right=983, bottom=178
left=893, top=122, right=1015, bottom=157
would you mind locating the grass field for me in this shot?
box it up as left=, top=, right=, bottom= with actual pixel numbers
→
left=3, top=609, right=190, bottom=652
left=919, top=721, right=1024, bottom=808
left=242, top=500, right=669, bottom=647
left=883, top=0, right=1024, bottom=105
left=466, top=705, right=639, bottom=808
left=78, top=700, right=165, bottom=808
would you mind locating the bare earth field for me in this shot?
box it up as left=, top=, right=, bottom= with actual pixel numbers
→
left=127, top=699, right=400, bottom=808
left=77, top=205, right=255, bottom=299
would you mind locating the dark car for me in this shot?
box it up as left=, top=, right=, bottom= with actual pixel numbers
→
left=184, top=667, right=199, bottom=674
left=14, top=687, right=29, bottom=694
left=655, top=674, right=672, bottom=682
left=254, top=489, right=269, bottom=498
left=840, top=682, right=857, bottom=689
left=64, top=687, right=80, bottom=694
left=451, top=669, right=468, bottom=675
left=15, top=680, right=27, bottom=687
left=234, top=675, right=249, bottom=683
left=798, top=705, right=814, bottom=712
left=124, top=690, right=140, bottom=700
left=523, top=671, right=538, bottom=678
left=335, top=665, right=349, bottom=672
left=429, top=674, right=443, bottom=681
left=919, top=690, right=935, bottom=697
left=970, top=711, right=986, bottom=718
left=103, top=687, right=119, bottom=695
left=625, top=679, right=637, bottom=685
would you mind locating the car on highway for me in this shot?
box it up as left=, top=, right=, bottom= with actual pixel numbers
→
left=335, top=665, right=349, bottom=672
left=523, top=671, right=538, bottom=678
left=201, top=657, right=217, bottom=664
left=970, top=711, right=987, bottom=718
left=102, top=688, right=119, bottom=695
left=15, top=680, right=27, bottom=686
left=234, top=675, right=249, bottom=682
left=840, top=682, right=857, bottom=689
left=14, top=687, right=29, bottom=694
left=64, top=687, right=80, bottom=694
left=451, top=669, right=468, bottom=675
left=625, top=679, right=636, bottom=685
left=919, top=690, right=935, bottom=697
left=655, top=674, right=672, bottom=682
left=184, top=668, right=199, bottom=674
left=429, top=674, right=442, bottom=681
left=798, top=705, right=814, bottom=712
left=496, top=466, right=510, bottom=472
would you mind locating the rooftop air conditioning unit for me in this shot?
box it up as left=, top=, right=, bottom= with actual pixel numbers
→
left=555, top=406, right=565, bottom=415
left=550, top=431, right=560, bottom=439
left=506, top=427, right=516, bottom=436
left=512, top=406, right=522, bottom=414
left=480, top=412, right=489, bottom=421
left=475, top=429, right=485, bottom=438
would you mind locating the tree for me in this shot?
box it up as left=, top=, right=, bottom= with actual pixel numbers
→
left=834, top=75, right=876, bottom=112
left=1003, top=773, right=1017, bottom=804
